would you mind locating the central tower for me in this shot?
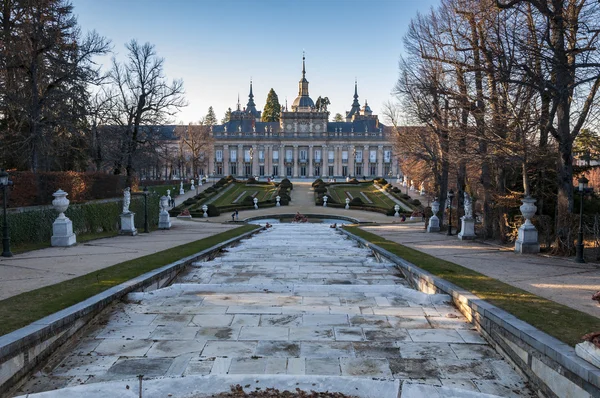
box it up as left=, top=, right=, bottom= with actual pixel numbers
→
left=291, top=53, right=315, bottom=112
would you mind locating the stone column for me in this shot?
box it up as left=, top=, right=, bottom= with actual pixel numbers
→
left=308, top=145, right=314, bottom=177
left=252, top=145, right=258, bottom=177
left=223, top=145, right=229, bottom=176
left=293, top=145, right=299, bottom=177
left=364, top=145, right=370, bottom=178
left=322, top=145, right=328, bottom=177
left=278, top=145, right=284, bottom=177
left=377, top=145, right=384, bottom=177
left=208, top=149, right=215, bottom=176
left=264, top=145, right=270, bottom=177
left=348, top=145, right=355, bottom=178
left=238, top=144, right=243, bottom=178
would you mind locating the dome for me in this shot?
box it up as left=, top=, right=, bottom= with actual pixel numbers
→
left=292, top=95, right=314, bottom=110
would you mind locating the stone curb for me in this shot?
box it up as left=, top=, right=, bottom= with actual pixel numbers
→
left=0, top=227, right=262, bottom=395
left=340, top=228, right=600, bottom=398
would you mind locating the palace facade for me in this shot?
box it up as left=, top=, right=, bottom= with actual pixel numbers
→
left=208, top=56, right=399, bottom=179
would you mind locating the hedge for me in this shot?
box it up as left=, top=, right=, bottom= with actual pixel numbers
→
left=1, top=195, right=160, bottom=245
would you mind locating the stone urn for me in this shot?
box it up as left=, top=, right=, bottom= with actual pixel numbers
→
left=394, top=204, right=400, bottom=217
left=52, top=189, right=70, bottom=218
left=323, top=195, right=328, bottom=207
left=428, top=199, right=440, bottom=233
left=345, top=198, right=350, bottom=210
left=202, top=204, right=208, bottom=218
left=520, top=196, right=537, bottom=226
left=253, top=197, right=258, bottom=209
left=191, top=179, right=195, bottom=190
left=276, top=195, right=281, bottom=207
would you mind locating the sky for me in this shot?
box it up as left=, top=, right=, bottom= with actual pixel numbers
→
left=72, top=0, right=441, bottom=124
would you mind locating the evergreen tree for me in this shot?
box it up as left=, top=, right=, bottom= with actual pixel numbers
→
left=333, top=113, right=344, bottom=122
left=221, top=107, right=232, bottom=124
left=205, top=106, right=217, bottom=125
left=262, top=88, right=281, bottom=122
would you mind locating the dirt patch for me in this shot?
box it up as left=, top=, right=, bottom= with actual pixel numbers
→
left=194, top=384, right=359, bottom=397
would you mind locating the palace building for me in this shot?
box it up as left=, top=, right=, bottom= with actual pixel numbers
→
left=207, top=56, right=399, bottom=179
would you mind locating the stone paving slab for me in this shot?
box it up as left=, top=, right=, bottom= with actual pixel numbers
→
left=15, top=224, right=534, bottom=397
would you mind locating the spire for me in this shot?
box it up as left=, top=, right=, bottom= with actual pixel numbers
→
left=302, top=51, right=306, bottom=79
left=247, top=79, right=256, bottom=108
left=352, top=79, right=360, bottom=107
left=236, top=93, right=241, bottom=111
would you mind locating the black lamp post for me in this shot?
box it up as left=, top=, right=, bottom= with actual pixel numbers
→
left=575, top=176, right=589, bottom=263
left=1, top=169, right=13, bottom=257
left=447, top=189, right=455, bottom=236
left=143, top=186, right=149, bottom=233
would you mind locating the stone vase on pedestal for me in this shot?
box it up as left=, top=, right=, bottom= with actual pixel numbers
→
left=323, top=196, right=328, bottom=207
left=394, top=205, right=400, bottom=217
left=427, top=199, right=440, bottom=232
left=345, top=198, right=350, bottom=210
left=179, top=181, right=184, bottom=195
left=515, top=196, right=540, bottom=253
left=276, top=196, right=281, bottom=207
left=51, top=189, right=77, bottom=247
left=458, top=217, right=476, bottom=240
left=158, top=195, right=171, bottom=229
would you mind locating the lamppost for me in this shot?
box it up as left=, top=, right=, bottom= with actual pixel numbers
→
left=143, top=186, right=149, bottom=233
left=1, top=169, right=13, bottom=257
left=447, top=189, right=455, bottom=236
left=576, top=176, right=591, bottom=263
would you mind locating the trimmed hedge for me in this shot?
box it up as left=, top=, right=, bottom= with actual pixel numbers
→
left=2, top=195, right=160, bottom=245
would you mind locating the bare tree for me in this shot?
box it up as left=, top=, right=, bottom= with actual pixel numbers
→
left=175, top=120, right=213, bottom=179
left=107, top=40, right=187, bottom=183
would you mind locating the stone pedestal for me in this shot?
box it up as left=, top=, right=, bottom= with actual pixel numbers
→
left=158, top=211, right=171, bottom=229
left=458, top=217, right=476, bottom=240
left=427, top=215, right=440, bottom=232
left=515, top=223, right=540, bottom=253
left=120, top=212, right=138, bottom=236
left=51, top=217, right=76, bottom=247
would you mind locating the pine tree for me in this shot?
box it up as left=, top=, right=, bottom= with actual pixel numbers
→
left=261, top=89, right=281, bottom=122
left=333, top=113, right=344, bottom=122
left=205, top=106, right=217, bottom=125
left=221, top=107, right=232, bottom=124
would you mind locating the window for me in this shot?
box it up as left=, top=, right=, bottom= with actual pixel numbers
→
left=245, top=165, right=252, bottom=176
left=244, top=149, right=251, bottom=162
left=342, top=151, right=348, bottom=161
left=328, top=166, right=334, bottom=176
left=328, top=151, right=334, bottom=162
left=384, top=150, right=391, bottom=163
left=315, top=150, right=321, bottom=161
left=369, top=150, right=377, bottom=162
left=286, top=166, right=293, bottom=176
left=286, top=149, right=293, bottom=162
left=355, top=151, right=363, bottom=162
left=216, top=150, right=223, bottom=162
left=370, top=165, right=377, bottom=175
left=342, top=165, right=348, bottom=177
left=300, top=150, right=307, bottom=161
left=259, top=150, right=264, bottom=161
left=273, top=150, right=279, bottom=160
left=230, top=163, right=237, bottom=175
left=300, top=166, right=306, bottom=176
left=355, top=165, right=362, bottom=176
left=315, top=165, right=321, bottom=176
left=273, top=165, right=279, bottom=176
left=259, top=165, right=265, bottom=176
left=230, top=149, right=237, bottom=161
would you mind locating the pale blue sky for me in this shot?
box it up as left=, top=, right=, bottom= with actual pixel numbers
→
left=73, top=0, right=440, bottom=124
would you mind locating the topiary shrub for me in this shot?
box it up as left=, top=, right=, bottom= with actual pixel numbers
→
left=314, top=186, right=327, bottom=194
left=184, top=198, right=195, bottom=205
left=312, top=178, right=323, bottom=188
left=411, top=199, right=421, bottom=206
left=206, top=203, right=220, bottom=216
left=400, top=193, right=410, bottom=200
left=279, top=196, right=289, bottom=205
left=392, top=187, right=401, bottom=193
left=349, top=178, right=359, bottom=184
left=242, top=195, right=255, bottom=206
left=280, top=178, right=293, bottom=190
left=205, top=187, right=216, bottom=193
left=247, top=176, right=257, bottom=184
left=351, top=197, right=364, bottom=205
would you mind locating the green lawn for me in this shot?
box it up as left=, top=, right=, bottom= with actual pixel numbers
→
left=344, top=226, right=600, bottom=347
left=0, top=224, right=259, bottom=336
left=327, top=183, right=396, bottom=208
left=212, top=182, right=278, bottom=207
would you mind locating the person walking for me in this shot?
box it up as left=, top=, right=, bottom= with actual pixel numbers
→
left=235, top=209, right=239, bottom=221
left=231, top=212, right=235, bottom=222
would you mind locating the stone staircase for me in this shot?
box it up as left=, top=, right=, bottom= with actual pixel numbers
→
left=17, top=224, right=534, bottom=397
